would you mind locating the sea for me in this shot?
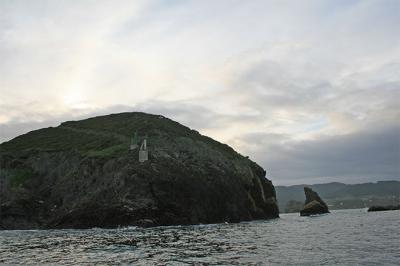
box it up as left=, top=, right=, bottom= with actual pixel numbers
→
left=0, top=209, right=399, bottom=265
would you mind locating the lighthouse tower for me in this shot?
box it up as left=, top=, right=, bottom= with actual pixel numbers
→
left=138, top=136, right=148, bottom=163
left=129, top=131, right=149, bottom=162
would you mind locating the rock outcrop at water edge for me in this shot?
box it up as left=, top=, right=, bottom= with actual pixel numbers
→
left=300, top=187, right=329, bottom=216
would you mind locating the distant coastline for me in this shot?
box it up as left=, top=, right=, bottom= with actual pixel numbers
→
left=275, top=180, right=400, bottom=213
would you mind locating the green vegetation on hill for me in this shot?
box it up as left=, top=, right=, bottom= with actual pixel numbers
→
left=7, top=168, right=34, bottom=188
left=0, top=127, right=121, bottom=154
left=0, top=112, right=241, bottom=160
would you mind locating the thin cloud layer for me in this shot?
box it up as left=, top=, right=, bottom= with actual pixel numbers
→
left=1, top=0, right=399, bottom=184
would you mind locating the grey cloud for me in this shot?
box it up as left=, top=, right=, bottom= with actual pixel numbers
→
left=232, top=59, right=400, bottom=112
left=226, top=57, right=400, bottom=185
left=133, top=100, right=264, bottom=131
left=1, top=0, right=399, bottom=186
left=242, top=126, right=400, bottom=185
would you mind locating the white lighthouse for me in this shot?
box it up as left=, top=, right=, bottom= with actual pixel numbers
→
left=129, top=131, right=149, bottom=162
left=138, top=136, right=148, bottom=163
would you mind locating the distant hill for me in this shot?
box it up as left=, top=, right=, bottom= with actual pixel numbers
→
left=276, top=181, right=400, bottom=213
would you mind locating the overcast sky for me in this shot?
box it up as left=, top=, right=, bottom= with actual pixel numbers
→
left=1, top=0, right=399, bottom=185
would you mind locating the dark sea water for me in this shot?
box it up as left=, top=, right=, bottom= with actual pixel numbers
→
left=0, top=209, right=399, bottom=265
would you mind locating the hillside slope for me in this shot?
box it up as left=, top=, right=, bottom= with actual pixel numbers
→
left=0, top=112, right=278, bottom=229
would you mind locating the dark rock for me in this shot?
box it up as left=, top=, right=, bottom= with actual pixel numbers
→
left=0, top=112, right=279, bottom=229
left=367, top=205, right=400, bottom=212
left=135, top=219, right=156, bottom=228
left=300, top=187, right=329, bottom=216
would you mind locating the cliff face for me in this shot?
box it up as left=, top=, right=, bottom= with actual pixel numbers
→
left=0, top=112, right=278, bottom=229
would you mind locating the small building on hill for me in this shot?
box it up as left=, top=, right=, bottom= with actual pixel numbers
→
left=130, top=131, right=148, bottom=163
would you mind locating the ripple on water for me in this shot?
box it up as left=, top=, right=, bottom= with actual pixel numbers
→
left=0, top=209, right=399, bottom=265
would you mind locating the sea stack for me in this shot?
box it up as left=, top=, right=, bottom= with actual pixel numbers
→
left=0, top=112, right=279, bottom=229
left=300, top=187, right=329, bottom=216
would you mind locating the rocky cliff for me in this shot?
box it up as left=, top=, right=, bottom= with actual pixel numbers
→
left=300, top=187, right=329, bottom=216
left=0, top=112, right=278, bottom=229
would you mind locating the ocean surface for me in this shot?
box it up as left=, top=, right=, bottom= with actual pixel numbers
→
left=0, top=209, right=399, bottom=265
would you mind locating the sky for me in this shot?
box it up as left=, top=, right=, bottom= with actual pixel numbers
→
left=0, top=0, right=399, bottom=185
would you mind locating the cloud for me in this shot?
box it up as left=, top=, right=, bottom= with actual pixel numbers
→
left=1, top=0, right=399, bottom=185
left=238, top=126, right=400, bottom=185
left=224, top=57, right=400, bottom=139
